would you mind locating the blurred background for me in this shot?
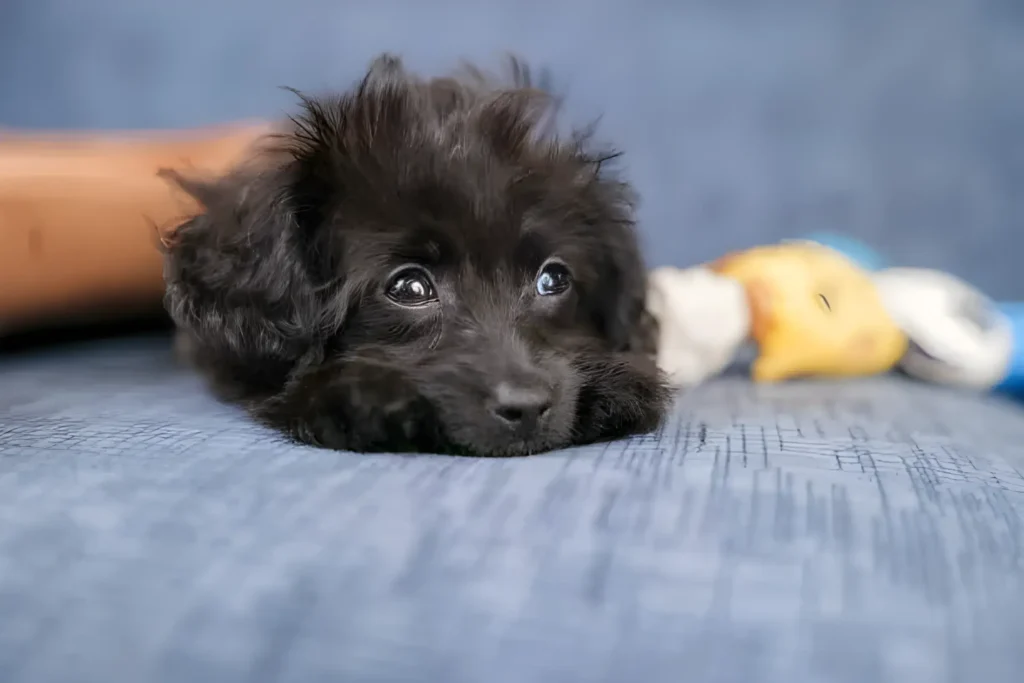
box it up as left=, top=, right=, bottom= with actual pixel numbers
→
left=1, top=0, right=1021, bottom=297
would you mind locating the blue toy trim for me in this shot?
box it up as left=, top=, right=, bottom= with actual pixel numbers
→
left=994, top=303, right=1024, bottom=396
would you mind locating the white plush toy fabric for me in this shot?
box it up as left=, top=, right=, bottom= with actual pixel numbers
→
left=873, top=267, right=1013, bottom=389
left=646, top=266, right=751, bottom=388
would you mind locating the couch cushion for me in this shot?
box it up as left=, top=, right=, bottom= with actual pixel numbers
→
left=2, top=335, right=1024, bottom=683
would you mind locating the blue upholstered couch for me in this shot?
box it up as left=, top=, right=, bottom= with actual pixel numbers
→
left=2, top=2, right=1022, bottom=681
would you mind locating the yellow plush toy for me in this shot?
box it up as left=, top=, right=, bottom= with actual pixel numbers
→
left=712, top=241, right=908, bottom=382
left=647, top=240, right=908, bottom=386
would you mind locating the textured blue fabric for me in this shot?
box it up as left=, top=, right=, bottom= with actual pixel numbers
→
left=2, top=337, right=1024, bottom=683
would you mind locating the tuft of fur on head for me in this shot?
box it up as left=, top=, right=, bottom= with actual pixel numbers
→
left=160, top=52, right=671, bottom=456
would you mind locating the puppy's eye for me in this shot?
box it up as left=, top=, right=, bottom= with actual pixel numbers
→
left=535, top=261, right=573, bottom=297
left=385, top=267, right=438, bottom=307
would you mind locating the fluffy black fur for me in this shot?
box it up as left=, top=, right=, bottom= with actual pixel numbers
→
left=160, top=53, right=671, bottom=457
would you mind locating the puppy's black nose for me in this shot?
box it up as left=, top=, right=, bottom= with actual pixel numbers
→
left=489, top=381, right=552, bottom=432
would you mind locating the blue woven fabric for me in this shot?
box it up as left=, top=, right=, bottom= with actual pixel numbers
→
left=2, top=336, right=1024, bottom=683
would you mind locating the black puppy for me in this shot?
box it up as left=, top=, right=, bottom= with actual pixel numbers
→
left=161, top=54, right=671, bottom=457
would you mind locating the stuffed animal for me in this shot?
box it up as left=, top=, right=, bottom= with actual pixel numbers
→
left=872, top=268, right=1014, bottom=389
left=712, top=241, right=907, bottom=382
left=799, top=233, right=1024, bottom=396
left=647, top=240, right=908, bottom=387
left=646, top=265, right=750, bottom=387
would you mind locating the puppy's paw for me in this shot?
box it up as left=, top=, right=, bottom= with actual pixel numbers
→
left=256, top=359, right=445, bottom=453
left=572, top=351, right=673, bottom=444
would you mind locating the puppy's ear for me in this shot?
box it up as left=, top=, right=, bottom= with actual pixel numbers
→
left=160, top=52, right=421, bottom=387
left=159, top=167, right=329, bottom=388
left=593, top=221, right=652, bottom=353
left=571, top=147, right=650, bottom=353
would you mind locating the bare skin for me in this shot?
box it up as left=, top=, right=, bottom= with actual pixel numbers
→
left=0, top=121, right=271, bottom=333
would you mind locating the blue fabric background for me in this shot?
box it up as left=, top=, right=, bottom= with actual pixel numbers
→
left=2, top=0, right=1020, bottom=297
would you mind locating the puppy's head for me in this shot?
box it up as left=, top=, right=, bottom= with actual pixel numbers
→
left=162, top=54, right=657, bottom=456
